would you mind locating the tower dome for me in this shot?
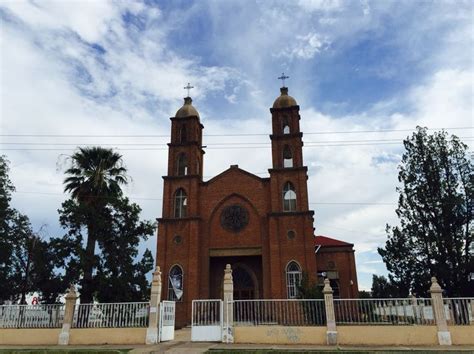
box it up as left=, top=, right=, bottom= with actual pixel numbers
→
left=175, top=97, right=200, bottom=118
left=272, top=87, right=298, bottom=109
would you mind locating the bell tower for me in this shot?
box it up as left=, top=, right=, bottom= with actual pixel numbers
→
left=157, top=85, right=204, bottom=326
left=267, top=75, right=317, bottom=298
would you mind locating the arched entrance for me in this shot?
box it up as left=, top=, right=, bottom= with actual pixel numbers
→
left=233, top=265, right=258, bottom=300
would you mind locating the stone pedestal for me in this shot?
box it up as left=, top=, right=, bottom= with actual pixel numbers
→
left=58, top=285, right=78, bottom=345
left=222, top=264, right=234, bottom=343
left=146, top=266, right=162, bottom=345
left=429, top=277, right=451, bottom=345
left=323, top=279, right=337, bottom=345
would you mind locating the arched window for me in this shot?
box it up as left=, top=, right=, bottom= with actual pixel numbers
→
left=286, top=261, right=302, bottom=299
left=282, top=116, right=290, bottom=134
left=174, top=188, right=187, bottom=218
left=283, top=145, right=293, bottom=168
left=176, top=153, right=188, bottom=176
left=179, top=126, right=187, bottom=143
left=282, top=182, right=296, bottom=211
left=168, top=265, right=183, bottom=301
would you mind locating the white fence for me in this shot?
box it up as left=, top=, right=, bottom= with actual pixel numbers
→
left=73, top=302, right=149, bottom=328
left=191, top=299, right=223, bottom=342
left=445, top=298, right=474, bottom=325
left=232, top=299, right=326, bottom=326
left=333, top=298, right=435, bottom=325
left=0, top=304, right=65, bottom=328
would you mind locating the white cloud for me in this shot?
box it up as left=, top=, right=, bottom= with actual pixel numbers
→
left=278, top=32, right=330, bottom=60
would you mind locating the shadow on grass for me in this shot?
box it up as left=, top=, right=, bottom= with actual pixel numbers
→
left=206, top=350, right=472, bottom=354
left=0, top=350, right=131, bottom=354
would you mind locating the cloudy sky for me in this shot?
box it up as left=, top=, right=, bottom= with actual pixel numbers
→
left=0, top=0, right=472, bottom=290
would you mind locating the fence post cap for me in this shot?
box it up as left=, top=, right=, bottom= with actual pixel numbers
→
left=429, top=276, right=443, bottom=294
left=323, top=278, right=333, bottom=294
left=224, top=264, right=233, bottom=281
left=152, top=266, right=162, bottom=285
left=65, top=284, right=78, bottom=300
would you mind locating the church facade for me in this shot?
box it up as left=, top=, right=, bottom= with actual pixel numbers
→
left=156, top=86, right=358, bottom=327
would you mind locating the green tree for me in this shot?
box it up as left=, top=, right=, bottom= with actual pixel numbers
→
left=62, top=147, right=128, bottom=303
left=379, top=128, right=473, bottom=296
left=56, top=196, right=155, bottom=302
left=371, top=275, right=404, bottom=298
left=0, top=156, right=62, bottom=303
left=60, top=147, right=154, bottom=302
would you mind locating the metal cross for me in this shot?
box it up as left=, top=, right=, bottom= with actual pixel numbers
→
left=184, top=83, right=194, bottom=97
left=278, top=73, right=289, bottom=87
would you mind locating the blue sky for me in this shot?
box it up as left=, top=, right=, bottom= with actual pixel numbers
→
left=0, top=0, right=472, bottom=291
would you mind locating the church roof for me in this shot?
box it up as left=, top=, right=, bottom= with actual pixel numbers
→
left=175, top=97, right=200, bottom=118
left=204, top=164, right=268, bottom=185
left=314, top=235, right=353, bottom=247
left=273, top=87, right=298, bottom=109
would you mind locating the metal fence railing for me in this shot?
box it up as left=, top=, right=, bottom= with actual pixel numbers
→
left=333, top=298, right=435, bottom=325
left=72, top=302, right=149, bottom=328
left=232, top=299, right=326, bottom=326
left=444, top=298, right=473, bottom=325
left=0, top=304, right=65, bottom=328
left=192, top=299, right=222, bottom=327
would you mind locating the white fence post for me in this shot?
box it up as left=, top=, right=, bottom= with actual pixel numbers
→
left=323, top=279, right=337, bottom=345
left=222, top=264, right=234, bottom=343
left=146, top=266, right=162, bottom=344
left=58, top=285, right=77, bottom=345
left=429, top=277, right=452, bottom=345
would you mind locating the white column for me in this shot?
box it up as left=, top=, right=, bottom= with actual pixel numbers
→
left=323, top=278, right=337, bottom=345
left=429, top=277, right=451, bottom=345
left=58, top=285, right=78, bottom=345
left=146, top=266, right=162, bottom=345
left=222, top=264, right=234, bottom=343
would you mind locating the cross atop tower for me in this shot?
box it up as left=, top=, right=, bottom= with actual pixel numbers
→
left=278, top=73, right=289, bottom=87
left=184, top=83, right=194, bottom=97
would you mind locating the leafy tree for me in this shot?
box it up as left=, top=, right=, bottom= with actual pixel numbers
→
left=296, top=272, right=325, bottom=325
left=62, top=147, right=129, bottom=303
left=379, top=128, right=473, bottom=296
left=59, top=147, right=154, bottom=302
left=0, top=156, right=62, bottom=303
left=297, top=272, right=323, bottom=299
left=56, top=196, right=154, bottom=302
left=371, top=275, right=404, bottom=298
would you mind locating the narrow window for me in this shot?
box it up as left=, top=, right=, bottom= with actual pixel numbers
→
left=179, top=126, right=187, bottom=143
left=282, top=182, right=297, bottom=211
left=283, top=145, right=293, bottom=168
left=330, top=279, right=340, bottom=299
left=174, top=188, right=187, bottom=218
left=168, top=265, right=183, bottom=301
left=282, top=115, right=290, bottom=134
left=176, top=153, right=188, bottom=176
left=286, top=261, right=302, bottom=299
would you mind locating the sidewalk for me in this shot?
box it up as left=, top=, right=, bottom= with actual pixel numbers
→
left=1, top=343, right=474, bottom=353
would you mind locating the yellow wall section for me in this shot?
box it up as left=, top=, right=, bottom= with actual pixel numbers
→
left=337, top=326, right=438, bottom=345
left=0, top=329, right=61, bottom=345
left=0, top=328, right=146, bottom=345
left=234, top=326, right=327, bottom=344
left=450, top=326, right=474, bottom=345
left=69, top=328, right=146, bottom=345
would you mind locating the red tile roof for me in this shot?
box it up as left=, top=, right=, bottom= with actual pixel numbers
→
left=314, top=235, right=353, bottom=247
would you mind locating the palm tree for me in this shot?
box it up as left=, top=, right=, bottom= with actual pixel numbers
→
left=63, top=147, right=128, bottom=303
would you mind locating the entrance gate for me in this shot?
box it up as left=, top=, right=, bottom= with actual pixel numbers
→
left=191, top=300, right=223, bottom=342
left=159, top=301, right=175, bottom=342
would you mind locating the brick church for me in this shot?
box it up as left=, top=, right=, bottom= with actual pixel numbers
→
left=156, top=84, right=358, bottom=326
